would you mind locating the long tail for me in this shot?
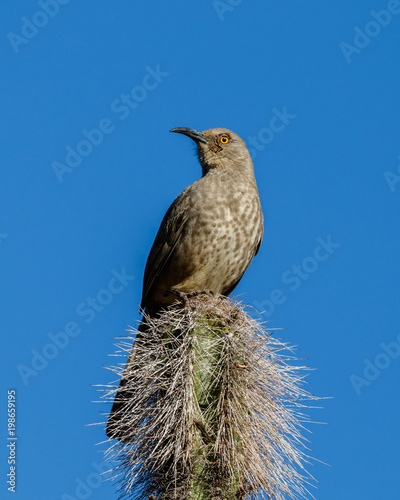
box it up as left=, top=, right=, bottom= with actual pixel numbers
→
left=106, top=319, right=149, bottom=441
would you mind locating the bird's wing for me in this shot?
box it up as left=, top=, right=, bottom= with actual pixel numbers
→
left=141, top=189, right=190, bottom=310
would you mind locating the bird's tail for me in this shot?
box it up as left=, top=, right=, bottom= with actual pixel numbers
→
left=106, top=319, right=149, bottom=441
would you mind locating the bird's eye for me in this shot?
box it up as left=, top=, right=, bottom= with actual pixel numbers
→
left=219, top=135, right=229, bottom=144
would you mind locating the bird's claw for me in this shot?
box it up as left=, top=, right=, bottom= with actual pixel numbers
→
left=186, top=289, right=215, bottom=299
left=167, top=288, right=215, bottom=307
left=167, top=289, right=188, bottom=306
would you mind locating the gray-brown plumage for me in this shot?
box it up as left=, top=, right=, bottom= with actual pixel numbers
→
left=107, top=127, right=263, bottom=440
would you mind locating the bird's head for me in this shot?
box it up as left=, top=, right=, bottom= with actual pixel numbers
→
left=170, top=127, right=254, bottom=176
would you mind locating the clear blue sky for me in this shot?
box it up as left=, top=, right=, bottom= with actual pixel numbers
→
left=1, top=1, right=400, bottom=499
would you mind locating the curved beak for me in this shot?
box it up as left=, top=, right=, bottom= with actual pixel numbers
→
left=170, top=127, right=209, bottom=144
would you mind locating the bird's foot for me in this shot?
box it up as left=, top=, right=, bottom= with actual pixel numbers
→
left=186, top=289, right=215, bottom=299
left=167, top=289, right=189, bottom=307
left=167, top=288, right=215, bottom=307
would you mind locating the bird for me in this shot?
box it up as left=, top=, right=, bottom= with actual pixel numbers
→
left=106, top=127, right=263, bottom=440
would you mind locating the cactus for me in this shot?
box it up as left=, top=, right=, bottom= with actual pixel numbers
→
left=102, top=294, right=317, bottom=500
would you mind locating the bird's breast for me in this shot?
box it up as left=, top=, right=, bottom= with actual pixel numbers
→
left=171, top=179, right=263, bottom=295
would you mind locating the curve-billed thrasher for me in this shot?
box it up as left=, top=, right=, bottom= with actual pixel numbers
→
left=107, top=127, right=263, bottom=440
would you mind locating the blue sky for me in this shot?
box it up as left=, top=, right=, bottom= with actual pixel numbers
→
left=1, top=1, right=400, bottom=499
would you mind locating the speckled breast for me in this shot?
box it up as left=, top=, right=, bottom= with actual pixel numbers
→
left=171, top=172, right=263, bottom=296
